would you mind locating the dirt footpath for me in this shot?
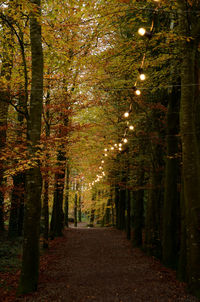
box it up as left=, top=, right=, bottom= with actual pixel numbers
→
left=18, top=227, right=199, bottom=302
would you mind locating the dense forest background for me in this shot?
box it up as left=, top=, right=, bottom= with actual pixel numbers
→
left=1, top=0, right=200, bottom=299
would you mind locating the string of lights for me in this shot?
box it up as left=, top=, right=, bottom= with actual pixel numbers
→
left=87, top=0, right=162, bottom=190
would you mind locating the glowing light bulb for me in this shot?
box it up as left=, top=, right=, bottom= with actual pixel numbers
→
left=119, top=143, right=122, bottom=147
left=140, top=73, right=146, bottom=81
left=103, top=172, right=105, bottom=176
left=138, top=28, right=146, bottom=36
left=101, top=160, right=104, bottom=164
left=99, top=166, right=102, bottom=169
left=124, top=138, right=128, bottom=143
left=119, top=147, right=122, bottom=151
left=135, top=89, right=141, bottom=96
left=114, top=144, right=118, bottom=147
left=124, top=112, right=129, bottom=118
left=129, top=125, right=134, bottom=130
left=111, top=147, right=114, bottom=150
left=105, top=153, right=108, bottom=157
left=104, top=148, right=107, bottom=152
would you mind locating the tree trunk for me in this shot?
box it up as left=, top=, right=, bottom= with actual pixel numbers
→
left=119, top=187, right=126, bottom=230
left=42, top=174, right=49, bottom=248
left=9, top=91, right=26, bottom=239
left=18, top=0, right=43, bottom=293
left=0, top=26, right=13, bottom=232
left=145, top=168, right=163, bottom=258
left=50, top=161, right=65, bottom=238
left=74, top=192, right=78, bottom=227
left=162, top=86, right=180, bottom=268
left=42, top=90, right=50, bottom=248
left=78, top=193, right=82, bottom=222
left=132, top=170, right=144, bottom=247
left=177, top=175, right=187, bottom=282
left=8, top=174, right=25, bottom=238
left=180, top=41, right=200, bottom=298
left=90, top=191, right=96, bottom=227
left=115, top=185, right=120, bottom=229
left=178, top=2, right=200, bottom=296
left=104, top=198, right=111, bottom=226
left=64, top=163, right=70, bottom=227
left=126, top=188, right=131, bottom=240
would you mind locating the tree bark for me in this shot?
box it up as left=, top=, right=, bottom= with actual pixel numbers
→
left=145, top=166, right=163, bottom=258
left=115, top=185, right=120, bottom=229
left=50, top=152, right=65, bottom=238
left=42, top=173, right=49, bottom=248
left=18, top=0, right=43, bottom=294
left=8, top=173, right=25, bottom=238
left=132, top=170, right=144, bottom=247
left=74, top=192, right=78, bottom=227
left=64, top=163, right=70, bottom=227
left=126, top=188, right=131, bottom=240
left=178, top=2, right=200, bottom=296
left=162, top=86, right=180, bottom=268
left=0, top=26, right=13, bottom=232
left=42, top=89, right=50, bottom=248
left=78, top=193, right=82, bottom=222
left=9, top=90, right=26, bottom=239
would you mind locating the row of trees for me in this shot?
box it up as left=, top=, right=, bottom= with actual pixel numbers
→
left=0, top=0, right=102, bottom=294
left=86, top=0, right=200, bottom=298
left=0, top=0, right=200, bottom=298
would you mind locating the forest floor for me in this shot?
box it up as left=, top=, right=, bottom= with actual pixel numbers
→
left=1, top=224, right=200, bottom=302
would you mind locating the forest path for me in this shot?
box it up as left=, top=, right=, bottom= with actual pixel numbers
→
left=18, top=226, right=199, bottom=302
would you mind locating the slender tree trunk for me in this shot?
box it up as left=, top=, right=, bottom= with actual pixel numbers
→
left=9, top=91, right=26, bottom=239
left=177, top=174, right=187, bottom=281
left=18, top=193, right=25, bottom=236
left=50, top=152, right=65, bottom=238
left=132, top=170, right=144, bottom=247
left=90, top=207, right=95, bottom=227
left=64, top=163, right=70, bottom=227
left=8, top=174, right=25, bottom=238
left=115, top=185, right=120, bottom=228
left=110, top=189, right=115, bottom=226
left=74, top=192, right=78, bottom=227
left=101, top=203, right=105, bottom=227
left=104, top=198, right=111, bottom=226
left=43, top=174, right=49, bottom=248
left=126, top=188, right=131, bottom=240
left=90, top=191, right=96, bottom=227
left=18, top=0, right=43, bottom=293
left=78, top=191, right=82, bottom=222
left=0, top=27, right=13, bottom=232
left=162, top=86, right=180, bottom=268
left=145, top=167, right=163, bottom=258
left=119, top=187, right=126, bottom=230
left=42, top=90, right=50, bottom=248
